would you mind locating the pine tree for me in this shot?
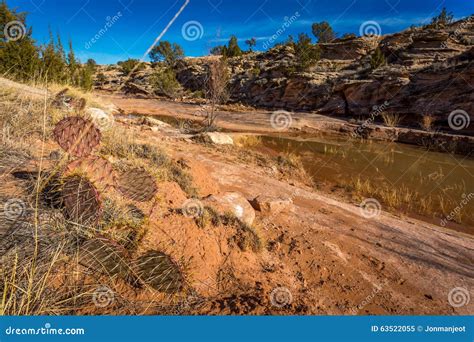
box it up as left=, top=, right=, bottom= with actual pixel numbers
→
left=56, top=33, right=66, bottom=62
left=224, top=35, right=242, bottom=57
left=39, top=28, right=67, bottom=83
left=0, top=1, right=96, bottom=88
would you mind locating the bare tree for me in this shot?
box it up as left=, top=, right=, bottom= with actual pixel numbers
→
left=204, top=58, right=229, bottom=129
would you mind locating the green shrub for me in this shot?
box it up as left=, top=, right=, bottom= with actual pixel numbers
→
left=223, top=35, right=242, bottom=57
left=118, top=58, right=144, bottom=75
left=370, top=47, right=386, bottom=70
left=151, top=67, right=181, bottom=98
left=294, top=33, right=320, bottom=71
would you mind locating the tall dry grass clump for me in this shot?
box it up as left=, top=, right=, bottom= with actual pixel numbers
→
left=381, top=112, right=402, bottom=127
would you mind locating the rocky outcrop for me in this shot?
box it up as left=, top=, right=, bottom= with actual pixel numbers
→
left=174, top=17, right=473, bottom=133
left=194, top=132, right=234, bottom=145
left=203, top=192, right=255, bottom=226
left=319, top=36, right=380, bottom=60
left=97, top=17, right=474, bottom=134
left=249, top=195, right=293, bottom=216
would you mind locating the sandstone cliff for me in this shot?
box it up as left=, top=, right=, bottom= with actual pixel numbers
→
left=96, top=17, right=474, bottom=134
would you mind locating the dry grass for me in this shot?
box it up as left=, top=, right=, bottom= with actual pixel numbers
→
left=221, top=212, right=263, bottom=253
left=276, top=152, right=307, bottom=180
left=47, top=83, right=107, bottom=110
left=0, top=86, right=51, bottom=144
left=233, top=134, right=262, bottom=148
left=100, top=133, right=197, bottom=197
left=381, top=112, right=402, bottom=127
left=194, top=206, right=222, bottom=229
left=421, top=114, right=434, bottom=131
left=0, top=81, right=111, bottom=149
left=349, top=177, right=470, bottom=225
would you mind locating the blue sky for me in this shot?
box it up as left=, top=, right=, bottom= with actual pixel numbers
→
left=6, top=0, right=474, bottom=64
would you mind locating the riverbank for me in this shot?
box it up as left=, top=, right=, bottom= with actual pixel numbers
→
left=102, top=93, right=474, bottom=156
left=103, top=93, right=474, bottom=233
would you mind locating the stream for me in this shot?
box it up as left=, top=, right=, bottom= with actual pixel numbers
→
left=122, top=112, right=474, bottom=233
left=252, top=134, right=474, bottom=233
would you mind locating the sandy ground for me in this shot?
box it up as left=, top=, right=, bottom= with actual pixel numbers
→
left=113, top=109, right=474, bottom=315
left=100, top=93, right=346, bottom=134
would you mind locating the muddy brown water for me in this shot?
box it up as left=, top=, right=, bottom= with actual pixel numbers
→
left=254, top=134, right=474, bottom=233
left=123, top=112, right=474, bottom=233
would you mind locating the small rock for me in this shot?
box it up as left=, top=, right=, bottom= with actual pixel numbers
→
left=249, top=195, right=293, bottom=215
left=138, top=116, right=172, bottom=128
left=86, top=107, right=114, bottom=130
left=195, top=132, right=234, bottom=145
left=203, top=192, right=255, bottom=226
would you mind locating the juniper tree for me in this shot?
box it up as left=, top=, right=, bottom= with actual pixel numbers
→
left=224, top=35, right=242, bottom=57
left=312, top=21, right=336, bottom=43
left=67, top=39, right=79, bottom=85
left=294, top=33, right=320, bottom=71
left=40, top=29, right=67, bottom=83
left=0, top=2, right=41, bottom=81
left=431, top=7, right=454, bottom=28
left=149, top=41, right=184, bottom=67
